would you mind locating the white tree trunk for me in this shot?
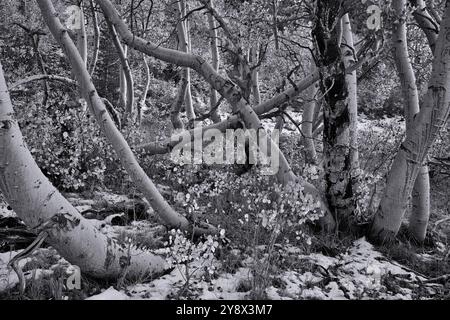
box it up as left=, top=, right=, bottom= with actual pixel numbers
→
left=0, top=60, right=167, bottom=279
left=36, top=0, right=214, bottom=234
left=370, top=1, right=450, bottom=243
left=77, top=1, right=88, bottom=65
left=313, top=1, right=359, bottom=230
left=389, top=0, right=431, bottom=243
left=302, top=75, right=318, bottom=165
left=341, top=14, right=359, bottom=172
left=138, top=54, right=150, bottom=125
left=88, top=0, right=100, bottom=75
left=171, top=68, right=188, bottom=130
left=95, top=0, right=336, bottom=230
left=174, top=0, right=196, bottom=124
left=105, top=16, right=134, bottom=117
left=207, top=0, right=221, bottom=123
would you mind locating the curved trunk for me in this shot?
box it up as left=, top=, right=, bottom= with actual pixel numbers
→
left=302, top=66, right=318, bottom=165
left=10, top=74, right=77, bottom=90
left=36, top=0, right=213, bottom=234
left=136, top=52, right=369, bottom=157
left=376, top=0, right=430, bottom=243
left=95, top=0, right=336, bottom=230
left=0, top=61, right=167, bottom=279
left=370, top=1, right=450, bottom=243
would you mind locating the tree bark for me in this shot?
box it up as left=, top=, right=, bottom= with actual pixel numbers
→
left=250, top=45, right=261, bottom=105
left=410, top=0, right=439, bottom=53
left=105, top=17, right=134, bottom=118
left=171, top=68, right=188, bottom=130
left=0, top=60, right=167, bottom=279
left=313, top=0, right=358, bottom=230
left=302, top=80, right=318, bottom=165
left=173, top=0, right=196, bottom=124
left=88, top=0, right=100, bottom=76
left=77, top=1, right=88, bottom=65
left=95, top=0, right=336, bottom=230
left=207, top=0, right=221, bottom=123
left=341, top=14, right=359, bottom=173
left=36, top=0, right=213, bottom=235
left=137, top=58, right=369, bottom=156
left=377, top=0, right=430, bottom=243
left=9, top=74, right=77, bottom=90
left=271, top=0, right=279, bottom=51
left=370, top=1, right=450, bottom=244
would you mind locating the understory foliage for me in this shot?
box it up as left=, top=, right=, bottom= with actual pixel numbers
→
left=0, top=0, right=450, bottom=300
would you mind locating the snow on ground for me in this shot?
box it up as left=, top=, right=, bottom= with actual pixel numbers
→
left=1, top=194, right=445, bottom=300
left=0, top=250, right=25, bottom=292
left=102, top=238, right=441, bottom=300
left=0, top=248, right=72, bottom=294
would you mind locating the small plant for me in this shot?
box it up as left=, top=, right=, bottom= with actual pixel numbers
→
left=163, top=229, right=224, bottom=298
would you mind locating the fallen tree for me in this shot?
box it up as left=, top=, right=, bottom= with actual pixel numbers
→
left=0, top=60, right=167, bottom=279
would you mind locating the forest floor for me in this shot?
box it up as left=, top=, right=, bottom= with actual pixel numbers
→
left=1, top=190, right=449, bottom=300
left=0, top=115, right=449, bottom=300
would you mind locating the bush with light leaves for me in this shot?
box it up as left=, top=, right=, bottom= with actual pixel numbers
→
left=162, top=229, right=226, bottom=291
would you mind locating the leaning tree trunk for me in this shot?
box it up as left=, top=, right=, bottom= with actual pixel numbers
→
left=36, top=0, right=213, bottom=235
left=312, top=0, right=358, bottom=230
left=94, top=0, right=336, bottom=230
left=137, top=54, right=150, bottom=126
left=370, top=1, right=450, bottom=244
left=0, top=60, right=167, bottom=279
left=207, top=0, right=221, bottom=123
